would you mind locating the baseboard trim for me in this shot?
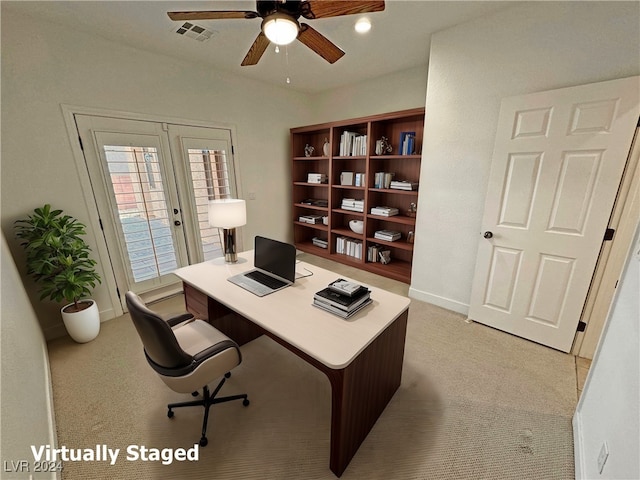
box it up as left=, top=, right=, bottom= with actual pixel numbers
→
left=408, top=288, right=469, bottom=315
left=43, top=305, right=116, bottom=341
left=572, top=410, right=585, bottom=479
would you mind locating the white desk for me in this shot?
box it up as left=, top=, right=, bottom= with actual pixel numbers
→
left=174, top=252, right=410, bottom=477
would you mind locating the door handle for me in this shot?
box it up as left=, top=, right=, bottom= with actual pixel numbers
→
left=483, top=231, right=493, bottom=239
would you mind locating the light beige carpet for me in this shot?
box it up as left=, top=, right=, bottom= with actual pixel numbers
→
left=47, top=286, right=577, bottom=479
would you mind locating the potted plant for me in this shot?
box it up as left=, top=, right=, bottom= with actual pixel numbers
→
left=15, top=204, right=102, bottom=343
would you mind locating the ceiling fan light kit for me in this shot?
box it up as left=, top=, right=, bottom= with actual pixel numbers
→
left=355, top=18, right=372, bottom=33
left=167, top=1, right=385, bottom=66
left=263, top=13, right=299, bottom=45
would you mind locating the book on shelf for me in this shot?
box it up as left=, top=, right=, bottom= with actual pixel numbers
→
left=370, top=206, right=399, bottom=217
left=341, top=198, right=364, bottom=212
left=389, top=180, right=419, bottom=191
left=312, top=236, right=328, bottom=248
left=354, top=172, right=366, bottom=187
left=399, top=131, right=416, bottom=155
left=300, top=199, right=328, bottom=207
left=339, top=131, right=367, bottom=156
left=374, top=229, right=402, bottom=242
left=367, top=243, right=381, bottom=262
left=298, top=215, right=323, bottom=224
left=335, top=236, right=363, bottom=259
left=374, top=172, right=395, bottom=189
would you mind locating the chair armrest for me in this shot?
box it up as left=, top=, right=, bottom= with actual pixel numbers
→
left=164, top=312, right=195, bottom=327
left=192, top=339, right=240, bottom=363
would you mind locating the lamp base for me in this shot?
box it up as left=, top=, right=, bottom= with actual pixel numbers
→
left=222, top=227, right=238, bottom=263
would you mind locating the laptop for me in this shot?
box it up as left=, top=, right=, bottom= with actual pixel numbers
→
left=227, top=236, right=297, bottom=297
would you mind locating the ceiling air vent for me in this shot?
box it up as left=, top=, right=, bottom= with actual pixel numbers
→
left=174, top=22, right=215, bottom=42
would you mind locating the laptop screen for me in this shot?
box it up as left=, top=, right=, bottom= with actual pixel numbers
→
left=254, top=236, right=296, bottom=283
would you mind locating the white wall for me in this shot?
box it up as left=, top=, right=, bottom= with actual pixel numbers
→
left=1, top=7, right=312, bottom=338
left=573, top=217, right=640, bottom=479
left=410, top=1, right=640, bottom=313
left=0, top=6, right=429, bottom=340
left=309, top=65, right=428, bottom=123
left=1, top=234, right=58, bottom=478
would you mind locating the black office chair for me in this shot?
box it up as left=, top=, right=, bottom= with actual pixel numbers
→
left=125, top=291, right=249, bottom=447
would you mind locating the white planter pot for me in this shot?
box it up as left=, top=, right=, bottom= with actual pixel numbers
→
left=61, top=299, right=100, bottom=343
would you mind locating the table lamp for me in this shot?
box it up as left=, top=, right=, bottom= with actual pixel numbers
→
left=208, top=199, right=246, bottom=263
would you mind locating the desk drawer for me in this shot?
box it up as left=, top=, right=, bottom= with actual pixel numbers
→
left=183, top=283, right=208, bottom=321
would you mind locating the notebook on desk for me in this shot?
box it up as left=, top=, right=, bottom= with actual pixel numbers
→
left=227, top=236, right=296, bottom=297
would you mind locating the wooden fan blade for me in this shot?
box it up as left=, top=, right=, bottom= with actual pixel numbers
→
left=168, top=11, right=259, bottom=21
left=297, top=24, right=345, bottom=64
left=241, top=32, right=271, bottom=66
left=302, top=1, right=385, bottom=19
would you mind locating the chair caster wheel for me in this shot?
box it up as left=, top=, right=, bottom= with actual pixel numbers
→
left=191, top=391, right=199, bottom=397
left=243, top=398, right=250, bottom=407
left=199, top=437, right=208, bottom=447
left=225, top=372, right=231, bottom=379
left=167, top=410, right=174, bottom=418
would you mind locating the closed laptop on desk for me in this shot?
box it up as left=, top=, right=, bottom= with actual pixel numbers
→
left=227, top=236, right=296, bottom=297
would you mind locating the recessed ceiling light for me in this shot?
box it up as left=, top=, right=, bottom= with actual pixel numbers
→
left=355, top=18, right=371, bottom=34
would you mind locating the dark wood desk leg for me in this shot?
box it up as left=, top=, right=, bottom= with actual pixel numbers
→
left=326, top=310, right=408, bottom=477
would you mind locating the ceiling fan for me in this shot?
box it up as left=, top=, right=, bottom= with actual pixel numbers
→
left=167, top=1, right=385, bottom=66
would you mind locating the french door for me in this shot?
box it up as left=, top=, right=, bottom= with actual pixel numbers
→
left=75, top=115, right=238, bottom=303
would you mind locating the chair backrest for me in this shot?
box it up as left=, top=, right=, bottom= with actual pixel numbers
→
left=125, top=291, right=192, bottom=371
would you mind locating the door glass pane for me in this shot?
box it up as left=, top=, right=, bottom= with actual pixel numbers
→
left=186, top=148, right=232, bottom=261
left=104, top=145, right=178, bottom=282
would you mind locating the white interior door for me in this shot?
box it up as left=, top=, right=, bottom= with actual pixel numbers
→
left=469, top=76, right=640, bottom=352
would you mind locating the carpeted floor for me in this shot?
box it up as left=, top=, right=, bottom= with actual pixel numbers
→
left=47, top=256, right=578, bottom=479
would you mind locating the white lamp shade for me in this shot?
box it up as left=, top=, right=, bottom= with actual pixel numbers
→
left=208, top=199, right=246, bottom=228
left=263, top=15, right=299, bottom=45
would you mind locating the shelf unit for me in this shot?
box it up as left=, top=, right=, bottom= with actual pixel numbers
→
left=291, top=108, right=424, bottom=283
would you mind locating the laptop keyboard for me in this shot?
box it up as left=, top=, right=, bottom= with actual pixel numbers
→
left=245, top=270, right=287, bottom=290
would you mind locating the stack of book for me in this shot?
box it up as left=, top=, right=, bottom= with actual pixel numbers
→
left=313, top=279, right=372, bottom=318
left=370, top=206, right=399, bottom=217
left=312, top=236, right=328, bottom=249
left=374, top=229, right=401, bottom=242
left=390, top=180, right=419, bottom=191
left=341, top=198, right=364, bottom=212
left=298, top=215, right=323, bottom=224
left=300, top=199, right=328, bottom=207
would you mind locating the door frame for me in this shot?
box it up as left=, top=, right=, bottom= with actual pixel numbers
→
left=572, top=123, right=640, bottom=358
left=61, top=104, right=244, bottom=317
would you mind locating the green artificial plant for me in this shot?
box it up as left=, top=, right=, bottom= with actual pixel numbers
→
left=15, top=204, right=101, bottom=313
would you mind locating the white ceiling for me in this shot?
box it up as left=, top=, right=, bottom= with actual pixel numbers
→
left=4, top=1, right=515, bottom=93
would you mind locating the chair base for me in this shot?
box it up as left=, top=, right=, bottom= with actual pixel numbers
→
left=167, top=372, right=249, bottom=446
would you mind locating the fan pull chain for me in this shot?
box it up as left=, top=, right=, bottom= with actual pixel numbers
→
left=285, top=45, right=291, bottom=85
